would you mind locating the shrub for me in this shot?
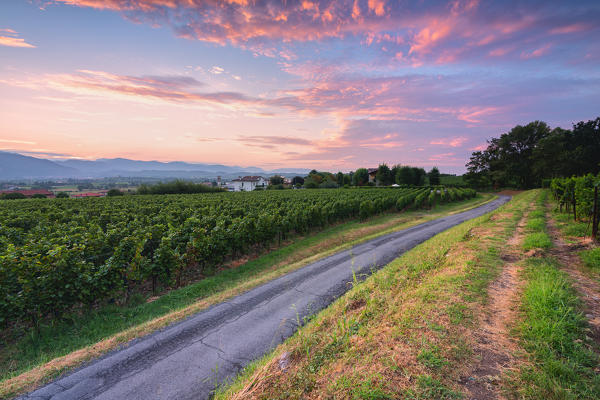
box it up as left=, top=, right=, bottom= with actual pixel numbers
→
left=1, top=192, right=27, bottom=200
left=107, top=189, right=125, bottom=196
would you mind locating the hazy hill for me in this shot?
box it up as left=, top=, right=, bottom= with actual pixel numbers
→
left=0, top=152, right=78, bottom=179
left=0, top=152, right=310, bottom=180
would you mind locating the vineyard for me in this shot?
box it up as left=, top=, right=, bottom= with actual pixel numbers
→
left=0, top=187, right=475, bottom=329
left=549, top=173, right=600, bottom=238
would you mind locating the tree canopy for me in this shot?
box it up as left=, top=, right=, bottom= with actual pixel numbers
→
left=465, top=118, right=600, bottom=189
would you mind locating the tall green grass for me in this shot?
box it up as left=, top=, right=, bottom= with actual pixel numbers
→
left=580, top=248, right=600, bottom=271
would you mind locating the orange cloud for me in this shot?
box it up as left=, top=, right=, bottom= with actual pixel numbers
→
left=0, top=29, right=35, bottom=48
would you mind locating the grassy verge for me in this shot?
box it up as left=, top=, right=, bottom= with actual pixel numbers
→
left=0, top=194, right=494, bottom=398
left=504, top=190, right=600, bottom=399
left=215, top=192, right=534, bottom=399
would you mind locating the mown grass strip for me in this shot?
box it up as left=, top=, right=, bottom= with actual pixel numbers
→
left=0, top=195, right=494, bottom=398
left=522, top=191, right=552, bottom=251
left=215, top=192, right=535, bottom=399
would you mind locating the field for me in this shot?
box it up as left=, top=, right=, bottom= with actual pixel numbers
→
left=0, top=186, right=479, bottom=396
left=216, top=190, right=600, bottom=400
left=4, top=186, right=598, bottom=399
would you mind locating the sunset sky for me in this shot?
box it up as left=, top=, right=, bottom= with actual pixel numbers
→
left=1, top=0, right=599, bottom=173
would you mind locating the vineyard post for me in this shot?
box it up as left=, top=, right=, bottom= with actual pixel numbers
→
left=593, top=185, right=599, bottom=241
left=573, top=191, right=577, bottom=221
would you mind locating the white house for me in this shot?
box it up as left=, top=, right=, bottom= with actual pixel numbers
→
left=229, top=176, right=268, bottom=191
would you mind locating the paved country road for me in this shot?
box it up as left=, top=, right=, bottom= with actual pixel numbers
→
left=19, top=196, right=510, bottom=400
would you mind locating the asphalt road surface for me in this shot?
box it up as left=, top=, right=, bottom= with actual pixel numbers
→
left=20, top=195, right=510, bottom=400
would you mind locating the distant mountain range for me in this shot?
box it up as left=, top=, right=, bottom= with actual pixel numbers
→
left=0, top=152, right=311, bottom=180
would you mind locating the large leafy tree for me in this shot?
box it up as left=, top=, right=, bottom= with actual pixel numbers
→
left=269, top=175, right=284, bottom=185
left=353, top=168, right=369, bottom=186
left=375, top=163, right=394, bottom=186
left=428, top=167, right=440, bottom=185
left=396, top=166, right=414, bottom=185
left=411, top=167, right=426, bottom=186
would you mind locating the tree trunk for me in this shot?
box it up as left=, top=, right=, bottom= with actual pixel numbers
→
left=593, top=186, right=599, bottom=241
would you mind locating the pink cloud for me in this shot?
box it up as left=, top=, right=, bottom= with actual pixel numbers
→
left=488, top=46, right=512, bottom=57
left=430, top=136, right=468, bottom=147
left=429, top=152, right=457, bottom=161
left=520, top=44, right=551, bottom=59
left=550, top=23, right=589, bottom=35
left=469, top=144, right=487, bottom=151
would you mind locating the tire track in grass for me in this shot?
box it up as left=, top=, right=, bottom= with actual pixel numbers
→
left=462, top=204, right=532, bottom=399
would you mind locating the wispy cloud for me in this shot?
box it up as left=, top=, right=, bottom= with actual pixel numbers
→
left=45, top=70, right=258, bottom=106
left=237, top=135, right=313, bottom=149
left=0, top=28, right=36, bottom=48
left=0, top=139, right=37, bottom=145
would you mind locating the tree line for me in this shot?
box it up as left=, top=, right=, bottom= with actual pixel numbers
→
left=291, top=165, right=441, bottom=189
left=465, top=117, right=600, bottom=189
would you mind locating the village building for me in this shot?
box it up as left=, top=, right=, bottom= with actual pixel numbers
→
left=367, top=168, right=378, bottom=183
left=229, top=176, right=267, bottom=191
left=72, top=192, right=106, bottom=198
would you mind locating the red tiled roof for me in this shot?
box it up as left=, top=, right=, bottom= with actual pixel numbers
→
left=72, top=192, right=105, bottom=197
left=0, top=189, right=55, bottom=198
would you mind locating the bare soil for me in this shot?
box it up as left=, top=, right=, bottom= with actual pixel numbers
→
left=462, top=209, right=530, bottom=400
